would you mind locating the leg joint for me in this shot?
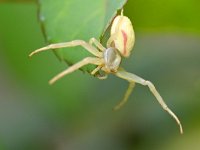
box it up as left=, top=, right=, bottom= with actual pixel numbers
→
left=144, top=80, right=151, bottom=86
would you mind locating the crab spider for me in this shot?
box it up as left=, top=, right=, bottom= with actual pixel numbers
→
left=29, top=10, right=183, bottom=134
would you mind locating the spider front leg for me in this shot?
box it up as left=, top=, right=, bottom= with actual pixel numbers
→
left=49, top=57, right=103, bottom=84
left=89, top=38, right=106, bottom=51
left=29, top=40, right=102, bottom=57
left=115, top=69, right=183, bottom=134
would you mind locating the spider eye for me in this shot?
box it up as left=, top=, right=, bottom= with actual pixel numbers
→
left=111, top=15, right=135, bottom=57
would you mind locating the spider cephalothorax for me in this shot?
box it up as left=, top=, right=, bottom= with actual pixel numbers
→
left=29, top=10, right=183, bottom=134
left=102, top=47, right=121, bottom=73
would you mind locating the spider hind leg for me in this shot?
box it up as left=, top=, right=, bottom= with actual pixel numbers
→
left=113, top=82, right=135, bottom=110
left=115, top=69, right=183, bottom=134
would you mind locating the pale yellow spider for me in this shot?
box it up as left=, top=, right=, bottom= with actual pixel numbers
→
left=29, top=10, right=183, bottom=134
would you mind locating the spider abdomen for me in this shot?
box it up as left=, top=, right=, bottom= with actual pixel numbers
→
left=111, top=15, right=135, bottom=57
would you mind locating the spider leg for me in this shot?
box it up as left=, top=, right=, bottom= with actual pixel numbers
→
left=97, top=74, right=108, bottom=80
left=121, top=8, right=124, bottom=16
left=106, top=33, right=118, bottom=48
left=29, top=40, right=102, bottom=57
left=91, top=66, right=108, bottom=80
left=91, top=65, right=102, bottom=75
left=113, top=82, right=135, bottom=111
left=115, top=69, right=183, bottom=134
left=49, top=57, right=102, bottom=84
left=89, top=38, right=106, bottom=51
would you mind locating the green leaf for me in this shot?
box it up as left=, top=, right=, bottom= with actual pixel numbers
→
left=38, top=0, right=127, bottom=73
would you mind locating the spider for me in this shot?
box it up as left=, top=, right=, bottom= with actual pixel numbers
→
left=29, top=10, right=183, bottom=134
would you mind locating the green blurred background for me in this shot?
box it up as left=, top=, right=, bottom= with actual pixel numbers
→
left=0, top=0, right=200, bottom=150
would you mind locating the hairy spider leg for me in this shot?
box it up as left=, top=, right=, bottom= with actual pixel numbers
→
left=89, top=38, right=106, bottom=51
left=115, top=69, right=183, bottom=134
left=49, top=57, right=103, bottom=84
left=29, top=40, right=102, bottom=58
left=113, top=82, right=135, bottom=110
